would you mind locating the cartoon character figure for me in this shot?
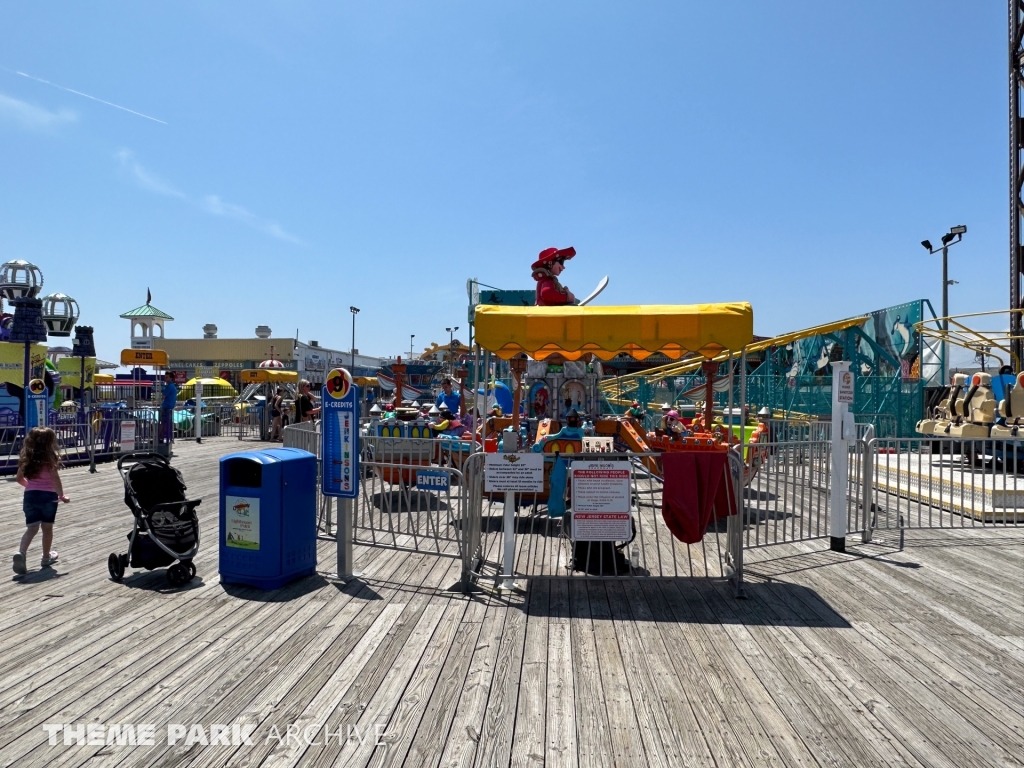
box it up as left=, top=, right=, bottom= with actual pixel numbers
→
left=664, top=409, right=686, bottom=441
left=626, top=400, right=645, bottom=421
left=530, top=383, right=549, bottom=419
left=532, top=246, right=577, bottom=306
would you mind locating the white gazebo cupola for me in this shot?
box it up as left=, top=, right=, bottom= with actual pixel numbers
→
left=120, top=294, right=174, bottom=349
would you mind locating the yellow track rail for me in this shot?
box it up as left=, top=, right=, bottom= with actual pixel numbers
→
left=600, top=314, right=869, bottom=396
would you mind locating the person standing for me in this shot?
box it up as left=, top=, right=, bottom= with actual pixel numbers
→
left=296, top=379, right=320, bottom=422
left=160, top=372, right=178, bottom=447
left=435, top=376, right=461, bottom=413
left=13, top=427, right=69, bottom=575
left=269, top=387, right=284, bottom=441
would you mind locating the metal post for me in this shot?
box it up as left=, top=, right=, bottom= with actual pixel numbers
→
left=351, top=315, right=356, bottom=373
left=194, top=379, right=203, bottom=443
left=735, top=349, right=746, bottom=594
left=22, top=341, right=30, bottom=427
left=829, top=361, right=852, bottom=551
left=942, top=243, right=949, bottom=383
left=1011, top=0, right=1024, bottom=367
left=860, top=426, right=876, bottom=544
left=336, top=497, right=355, bottom=578
left=501, top=490, right=516, bottom=590
left=87, top=388, right=96, bottom=473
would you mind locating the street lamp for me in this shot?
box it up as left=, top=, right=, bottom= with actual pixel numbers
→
left=8, top=297, right=48, bottom=425
left=350, top=307, right=359, bottom=373
left=921, top=225, right=966, bottom=382
left=409, top=334, right=415, bottom=360
left=445, top=326, right=459, bottom=373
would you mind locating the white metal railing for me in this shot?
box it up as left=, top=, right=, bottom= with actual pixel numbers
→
left=863, top=436, right=1024, bottom=543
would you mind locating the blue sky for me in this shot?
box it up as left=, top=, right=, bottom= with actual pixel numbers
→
left=0, top=2, right=1008, bottom=364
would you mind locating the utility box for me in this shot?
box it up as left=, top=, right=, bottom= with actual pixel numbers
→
left=219, top=447, right=317, bottom=589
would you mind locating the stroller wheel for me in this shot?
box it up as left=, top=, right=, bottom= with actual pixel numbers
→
left=108, top=553, right=124, bottom=582
left=167, top=563, right=185, bottom=586
left=184, top=561, right=196, bottom=581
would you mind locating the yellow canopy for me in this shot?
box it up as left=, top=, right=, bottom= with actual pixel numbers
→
left=94, top=373, right=115, bottom=384
left=177, top=377, right=237, bottom=399
left=474, top=303, right=754, bottom=361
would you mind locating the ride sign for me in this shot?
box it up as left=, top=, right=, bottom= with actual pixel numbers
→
left=321, top=368, right=360, bottom=498
left=25, top=378, right=48, bottom=430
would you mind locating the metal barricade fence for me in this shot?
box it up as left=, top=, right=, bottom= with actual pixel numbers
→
left=460, top=450, right=744, bottom=588
left=863, top=436, right=1024, bottom=542
left=354, top=436, right=466, bottom=558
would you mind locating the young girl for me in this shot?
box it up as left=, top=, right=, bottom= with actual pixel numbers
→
left=13, top=427, right=69, bottom=575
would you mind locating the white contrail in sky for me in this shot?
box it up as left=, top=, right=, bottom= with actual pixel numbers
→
left=3, top=67, right=166, bottom=124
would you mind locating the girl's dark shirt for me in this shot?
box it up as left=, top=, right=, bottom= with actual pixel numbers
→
left=296, top=394, right=315, bottom=421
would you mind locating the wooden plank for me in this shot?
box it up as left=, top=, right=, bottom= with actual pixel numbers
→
left=364, top=599, right=469, bottom=768
left=472, top=585, right=528, bottom=768
left=545, top=578, right=577, bottom=768
left=309, top=555, right=462, bottom=768
left=167, top=547, right=418, bottom=768
left=510, top=579, right=548, bottom=768
left=602, top=581, right=679, bottom=768
left=402, top=597, right=486, bottom=767
left=566, top=580, right=614, bottom=768
left=587, top=582, right=646, bottom=768
left=743, top=546, right=1022, bottom=767
left=693, top=579, right=897, bottom=768
left=435, top=592, right=511, bottom=768
left=657, top=580, right=798, bottom=768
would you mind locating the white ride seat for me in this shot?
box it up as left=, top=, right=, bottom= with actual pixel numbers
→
left=991, top=371, right=1024, bottom=439
left=923, top=374, right=966, bottom=437
left=949, top=373, right=996, bottom=439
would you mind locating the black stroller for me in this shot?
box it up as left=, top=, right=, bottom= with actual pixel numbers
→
left=108, top=453, right=202, bottom=586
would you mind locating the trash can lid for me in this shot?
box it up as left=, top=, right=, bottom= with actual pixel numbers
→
left=220, top=447, right=316, bottom=465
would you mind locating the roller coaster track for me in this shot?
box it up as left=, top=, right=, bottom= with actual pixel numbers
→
left=600, top=314, right=869, bottom=402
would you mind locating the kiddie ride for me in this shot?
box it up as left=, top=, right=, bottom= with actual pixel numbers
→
left=363, top=361, right=476, bottom=484
left=472, top=303, right=764, bottom=523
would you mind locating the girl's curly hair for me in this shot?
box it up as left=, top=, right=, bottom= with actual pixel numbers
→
left=19, top=427, right=60, bottom=479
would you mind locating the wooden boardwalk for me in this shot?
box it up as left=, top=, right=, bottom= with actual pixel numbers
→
left=1, top=437, right=1022, bottom=767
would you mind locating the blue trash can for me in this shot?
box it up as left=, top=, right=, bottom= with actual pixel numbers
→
left=219, top=447, right=317, bottom=589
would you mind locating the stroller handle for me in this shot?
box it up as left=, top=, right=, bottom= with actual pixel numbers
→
left=117, top=452, right=172, bottom=472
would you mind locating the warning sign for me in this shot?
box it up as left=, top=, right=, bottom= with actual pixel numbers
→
left=837, top=369, right=854, bottom=404
left=484, top=453, right=544, bottom=493
left=570, top=461, right=632, bottom=541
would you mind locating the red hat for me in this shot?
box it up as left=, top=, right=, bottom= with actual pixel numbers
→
left=531, top=246, right=576, bottom=271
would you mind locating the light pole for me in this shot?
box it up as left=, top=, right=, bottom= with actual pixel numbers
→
left=410, top=334, right=415, bottom=360
left=350, top=307, right=359, bottom=373
left=921, top=225, right=966, bottom=382
left=445, top=326, right=459, bottom=374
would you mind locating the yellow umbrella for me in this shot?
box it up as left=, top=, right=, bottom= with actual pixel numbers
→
left=177, top=377, right=238, bottom=399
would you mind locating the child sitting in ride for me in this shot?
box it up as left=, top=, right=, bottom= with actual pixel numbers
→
left=429, top=403, right=462, bottom=436
left=532, top=409, right=585, bottom=452
left=664, top=409, right=688, bottom=441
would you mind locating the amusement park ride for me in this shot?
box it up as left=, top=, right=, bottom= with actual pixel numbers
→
left=366, top=247, right=773, bottom=550
left=0, top=259, right=92, bottom=425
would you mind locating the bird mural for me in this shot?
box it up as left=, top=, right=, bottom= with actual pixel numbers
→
left=891, top=316, right=911, bottom=356
left=814, top=342, right=835, bottom=373
left=785, top=343, right=804, bottom=380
